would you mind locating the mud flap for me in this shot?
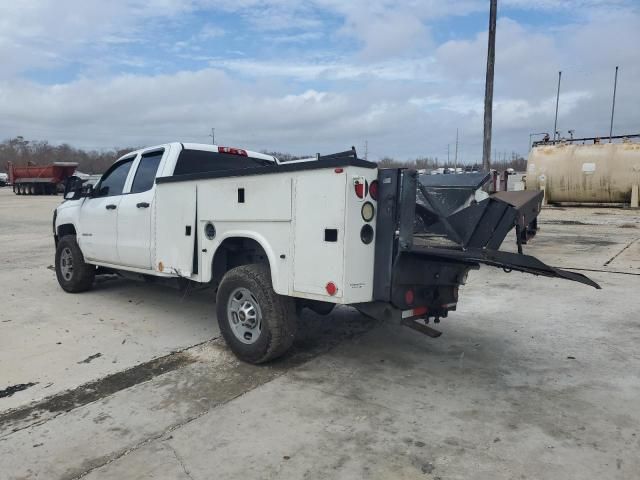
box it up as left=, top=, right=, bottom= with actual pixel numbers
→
left=410, top=246, right=601, bottom=289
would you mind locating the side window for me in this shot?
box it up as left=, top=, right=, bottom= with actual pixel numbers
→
left=95, top=159, right=134, bottom=197
left=131, top=150, right=163, bottom=193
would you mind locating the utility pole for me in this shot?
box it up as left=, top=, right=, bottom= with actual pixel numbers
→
left=609, top=66, right=619, bottom=142
left=447, top=144, right=450, bottom=164
left=364, top=140, right=368, bottom=160
left=482, top=0, right=497, bottom=172
left=454, top=128, right=459, bottom=170
left=553, top=71, right=561, bottom=141
left=210, top=128, right=215, bottom=145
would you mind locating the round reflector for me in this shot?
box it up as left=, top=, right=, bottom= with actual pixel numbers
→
left=360, top=224, right=374, bottom=244
left=325, top=282, right=337, bottom=296
left=361, top=202, right=375, bottom=222
left=404, top=289, right=415, bottom=305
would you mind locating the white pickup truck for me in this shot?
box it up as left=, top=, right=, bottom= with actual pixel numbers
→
left=54, top=142, right=598, bottom=363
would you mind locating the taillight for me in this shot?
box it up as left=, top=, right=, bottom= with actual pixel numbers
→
left=218, top=146, right=248, bottom=156
left=326, top=282, right=337, bottom=296
left=369, top=180, right=378, bottom=200
left=354, top=179, right=366, bottom=199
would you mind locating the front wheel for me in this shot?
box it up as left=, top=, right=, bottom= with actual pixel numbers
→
left=55, top=235, right=95, bottom=293
left=216, top=264, right=297, bottom=364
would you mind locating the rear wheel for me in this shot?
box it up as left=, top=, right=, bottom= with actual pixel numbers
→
left=216, top=264, right=297, bottom=364
left=55, top=235, right=95, bottom=293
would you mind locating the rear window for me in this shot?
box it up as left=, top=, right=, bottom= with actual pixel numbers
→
left=173, top=149, right=274, bottom=175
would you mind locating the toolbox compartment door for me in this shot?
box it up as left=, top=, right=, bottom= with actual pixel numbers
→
left=292, top=170, right=346, bottom=297
left=155, top=182, right=197, bottom=276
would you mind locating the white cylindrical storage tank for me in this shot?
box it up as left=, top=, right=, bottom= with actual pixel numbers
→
left=525, top=141, right=640, bottom=204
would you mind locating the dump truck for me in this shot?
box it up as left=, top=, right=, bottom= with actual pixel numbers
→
left=8, top=161, right=78, bottom=195
left=54, top=143, right=599, bottom=364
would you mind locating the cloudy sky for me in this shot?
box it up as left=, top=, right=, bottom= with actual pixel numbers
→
left=0, top=0, right=638, bottom=162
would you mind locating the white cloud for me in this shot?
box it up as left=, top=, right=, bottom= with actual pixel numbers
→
left=210, top=57, right=440, bottom=82
left=0, top=0, right=638, bottom=162
left=197, top=24, right=225, bottom=40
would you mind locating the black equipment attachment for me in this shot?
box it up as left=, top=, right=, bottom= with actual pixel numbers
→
left=373, top=169, right=600, bottom=316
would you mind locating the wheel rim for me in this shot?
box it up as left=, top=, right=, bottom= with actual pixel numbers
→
left=60, top=247, right=74, bottom=281
left=227, top=287, right=263, bottom=344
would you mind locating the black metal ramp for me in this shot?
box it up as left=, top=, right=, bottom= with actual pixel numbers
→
left=410, top=245, right=601, bottom=289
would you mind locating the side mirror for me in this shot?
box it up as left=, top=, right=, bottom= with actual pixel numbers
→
left=64, top=176, right=91, bottom=200
left=83, top=183, right=94, bottom=196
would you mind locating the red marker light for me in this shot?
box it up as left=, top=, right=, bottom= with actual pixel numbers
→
left=326, top=282, right=337, bottom=296
left=334, top=168, right=344, bottom=173
left=354, top=180, right=365, bottom=198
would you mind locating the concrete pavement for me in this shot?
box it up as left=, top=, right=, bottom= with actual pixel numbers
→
left=1, top=187, right=639, bottom=479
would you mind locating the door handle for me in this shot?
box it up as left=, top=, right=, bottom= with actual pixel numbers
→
left=106, top=204, right=117, bottom=210
left=136, top=202, right=150, bottom=208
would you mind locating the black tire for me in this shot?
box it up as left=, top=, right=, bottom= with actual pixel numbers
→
left=216, top=264, right=297, bottom=364
left=55, top=235, right=95, bottom=293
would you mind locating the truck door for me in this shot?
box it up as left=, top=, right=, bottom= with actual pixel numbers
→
left=116, top=149, right=164, bottom=269
left=79, top=157, right=135, bottom=264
